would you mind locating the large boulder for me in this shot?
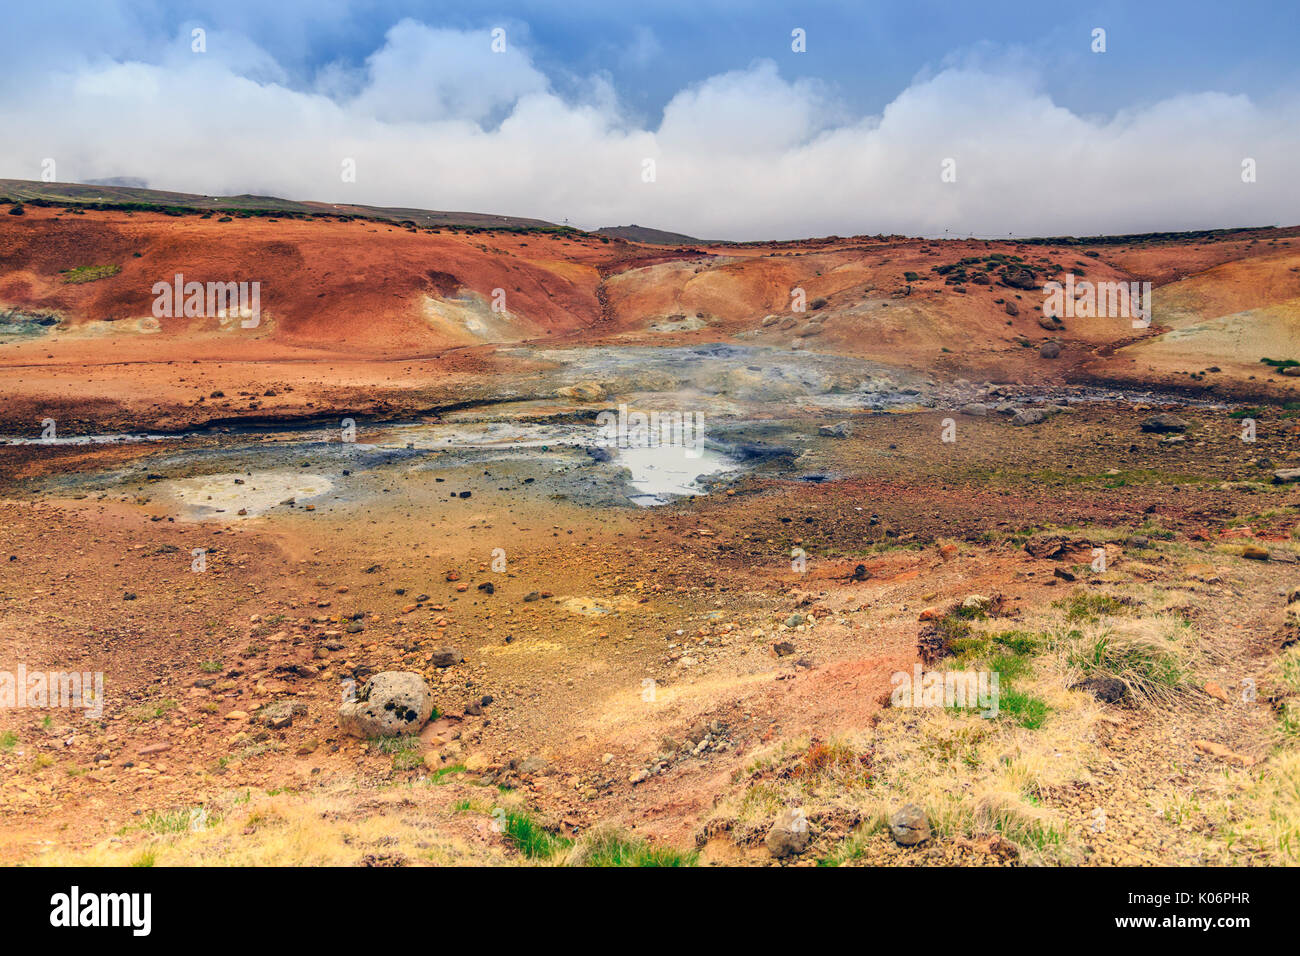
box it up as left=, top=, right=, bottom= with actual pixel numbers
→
left=338, top=671, right=434, bottom=737
left=766, top=808, right=811, bottom=858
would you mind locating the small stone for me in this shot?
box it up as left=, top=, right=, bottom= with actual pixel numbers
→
left=889, top=804, right=931, bottom=846
left=1140, top=414, right=1188, bottom=434
left=1203, top=681, right=1230, bottom=703
left=1071, top=676, right=1128, bottom=704
left=1192, top=739, right=1255, bottom=767
left=429, top=648, right=460, bottom=668
left=259, top=699, right=307, bottom=728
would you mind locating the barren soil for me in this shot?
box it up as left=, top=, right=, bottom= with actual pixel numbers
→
left=2, top=205, right=1298, bottom=866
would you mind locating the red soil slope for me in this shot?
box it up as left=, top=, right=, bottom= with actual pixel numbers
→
left=2, top=206, right=1298, bottom=435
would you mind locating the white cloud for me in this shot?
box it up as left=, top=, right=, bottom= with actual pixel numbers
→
left=350, top=20, right=548, bottom=125
left=2, top=23, right=1297, bottom=239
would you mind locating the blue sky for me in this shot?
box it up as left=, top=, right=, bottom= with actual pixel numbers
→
left=2, top=1, right=1298, bottom=238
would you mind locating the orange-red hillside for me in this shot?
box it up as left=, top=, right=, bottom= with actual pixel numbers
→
left=2, top=201, right=1299, bottom=434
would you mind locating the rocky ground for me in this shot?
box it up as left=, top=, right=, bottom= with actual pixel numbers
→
left=1, top=394, right=1298, bottom=865
left=2, top=205, right=1299, bottom=866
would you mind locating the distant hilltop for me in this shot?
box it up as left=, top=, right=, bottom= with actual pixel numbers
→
left=0, top=179, right=570, bottom=233
left=596, top=224, right=704, bottom=245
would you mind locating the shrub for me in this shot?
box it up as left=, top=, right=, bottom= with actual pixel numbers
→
left=1058, top=619, right=1192, bottom=707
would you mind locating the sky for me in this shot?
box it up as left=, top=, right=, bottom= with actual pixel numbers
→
left=2, top=0, right=1298, bottom=239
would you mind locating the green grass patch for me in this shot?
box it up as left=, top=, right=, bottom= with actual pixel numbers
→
left=0, top=730, right=17, bottom=750
left=987, top=650, right=1032, bottom=683
left=373, top=735, right=424, bottom=772
left=933, top=612, right=974, bottom=643
left=990, top=630, right=1041, bottom=655
left=1058, top=593, right=1132, bottom=622
left=429, top=763, right=467, bottom=784
left=140, top=807, right=216, bottom=834
left=999, top=688, right=1050, bottom=729
left=1278, top=648, right=1300, bottom=738
left=944, top=625, right=1049, bottom=727
left=570, top=829, right=698, bottom=867
left=502, top=810, right=573, bottom=860
left=131, top=698, right=178, bottom=722
left=59, top=264, right=121, bottom=284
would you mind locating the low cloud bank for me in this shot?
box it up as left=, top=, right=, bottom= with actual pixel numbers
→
left=3, top=19, right=1296, bottom=239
